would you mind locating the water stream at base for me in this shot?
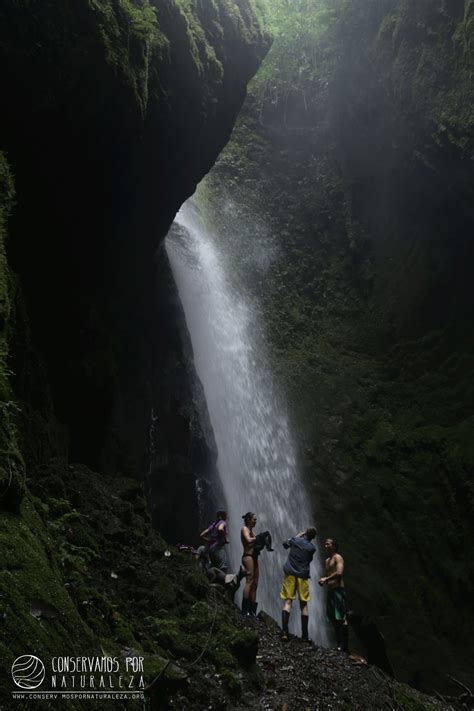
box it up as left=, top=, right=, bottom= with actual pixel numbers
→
left=166, top=199, right=330, bottom=644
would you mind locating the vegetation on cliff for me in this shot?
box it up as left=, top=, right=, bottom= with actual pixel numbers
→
left=203, top=0, right=474, bottom=693
left=0, top=1, right=269, bottom=705
left=0, top=0, right=270, bottom=471
left=1, top=0, right=473, bottom=705
left=0, top=153, right=24, bottom=511
left=0, top=463, right=262, bottom=708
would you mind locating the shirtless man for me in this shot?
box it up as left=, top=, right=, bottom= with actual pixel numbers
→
left=318, top=538, right=348, bottom=653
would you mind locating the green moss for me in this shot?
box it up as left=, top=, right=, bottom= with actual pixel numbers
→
left=175, top=1, right=223, bottom=81
left=0, top=0, right=271, bottom=704
left=0, top=461, right=265, bottom=705
left=201, top=0, right=474, bottom=692
left=220, top=668, right=243, bottom=696
left=0, top=497, right=95, bottom=703
left=392, top=687, right=438, bottom=711
left=229, top=628, right=258, bottom=667
left=0, top=153, right=25, bottom=512
left=111, top=611, right=138, bottom=644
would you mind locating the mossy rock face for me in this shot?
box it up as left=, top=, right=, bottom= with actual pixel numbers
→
left=229, top=628, right=259, bottom=668
left=0, top=153, right=25, bottom=512
left=0, top=1, right=270, bottom=707
left=0, top=463, right=262, bottom=706
left=201, top=0, right=474, bottom=693
left=0, top=498, right=95, bottom=703
left=0, top=0, right=270, bottom=492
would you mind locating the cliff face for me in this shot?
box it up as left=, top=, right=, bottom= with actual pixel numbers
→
left=203, top=0, right=474, bottom=693
left=0, top=0, right=269, bottom=698
left=0, top=0, right=269, bottom=482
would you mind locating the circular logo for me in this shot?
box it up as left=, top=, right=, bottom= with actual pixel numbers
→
left=11, top=655, right=45, bottom=689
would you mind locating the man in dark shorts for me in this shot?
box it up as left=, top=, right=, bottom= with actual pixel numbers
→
left=200, top=510, right=229, bottom=572
left=319, top=538, right=348, bottom=653
left=279, top=527, right=317, bottom=641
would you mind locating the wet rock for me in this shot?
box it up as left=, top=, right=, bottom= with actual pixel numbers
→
left=236, top=614, right=450, bottom=710
left=29, top=598, right=60, bottom=620
left=230, top=629, right=259, bottom=668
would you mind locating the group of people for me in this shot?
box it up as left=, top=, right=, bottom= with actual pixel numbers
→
left=200, top=509, right=348, bottom=652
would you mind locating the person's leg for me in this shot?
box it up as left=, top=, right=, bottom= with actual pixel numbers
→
left=334, top=589, right=349, bottom=652
left=333, top=619, right=348, bottom=651
left=279, top=576, right=296, bottom=638
left=242, top=556, right=255, bottom=597
left=282, top=599, right=292, bottom=636
left=249, top=560, right=259, bottom=604
left=326, top=589, right=339, bottom=647
left=329, top=589, right=348, bottom=652
left=337, top=621, right=349, bottom=652
left=210, top=547, right=227, bottom=573
left=241, top=556, right=255, bottom=614
left=298, top=578, right=310, bottom=641
left=300, top=601, right=309, bottom=640
left=197, top=545, right=211, bottom=575
left=248, top=561, right=259, bottom=617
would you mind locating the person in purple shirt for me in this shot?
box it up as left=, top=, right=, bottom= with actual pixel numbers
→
left=200, top=510, right=229, bottom=572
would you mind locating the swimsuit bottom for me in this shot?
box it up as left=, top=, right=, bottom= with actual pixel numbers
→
left=326, top=588, right=347, bottom=622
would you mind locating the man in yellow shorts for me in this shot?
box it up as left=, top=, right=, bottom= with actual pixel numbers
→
left=279, top=527, right=317, bottom=641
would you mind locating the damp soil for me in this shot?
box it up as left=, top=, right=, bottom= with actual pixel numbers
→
left=234, top=614, right=454, bottom=711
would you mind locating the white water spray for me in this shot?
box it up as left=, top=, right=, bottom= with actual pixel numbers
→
left=166, top=199, right=330, bottom=644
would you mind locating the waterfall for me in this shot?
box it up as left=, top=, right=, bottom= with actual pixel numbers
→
left=166, top=198, right=330, bottom=645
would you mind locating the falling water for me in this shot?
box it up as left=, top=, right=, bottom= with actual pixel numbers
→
left=166, top=198, right=330, bottom=644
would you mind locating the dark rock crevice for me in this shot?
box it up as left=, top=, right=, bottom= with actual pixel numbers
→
left=0, top=0, right=270, bottom=476
left=140, top=245, right=221, bottom=544
left=0, top=1, right=269, bottom=695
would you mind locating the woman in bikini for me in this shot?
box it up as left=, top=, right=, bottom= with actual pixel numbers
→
left=241, top=512, right=259, bottom=616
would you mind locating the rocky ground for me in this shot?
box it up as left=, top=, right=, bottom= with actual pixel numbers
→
left=236, top=613, right=458, bottom=711
left=165, top=601, right=466, bottom=711
left=3, top=464, right=470, bottom=710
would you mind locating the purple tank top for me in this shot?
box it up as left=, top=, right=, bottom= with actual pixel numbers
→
left=206, top=520, right=227, bottom=551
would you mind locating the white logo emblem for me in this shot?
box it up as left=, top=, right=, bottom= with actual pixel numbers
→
left=11, top=655, right=45, bottom=689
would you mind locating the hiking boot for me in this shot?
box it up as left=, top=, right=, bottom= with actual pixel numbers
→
left=250, top=601, right=259, bottom=618
left=339, top=625, right=349, bottom=653
left=281, top=631, right=290, bottom=642
left=241, top=598, right=251, bottom=616
left=301, top=614, right=309, bottom=641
